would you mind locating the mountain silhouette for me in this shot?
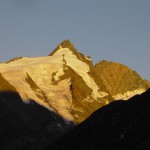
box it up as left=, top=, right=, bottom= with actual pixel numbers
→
left=0, top=91, right=73, bottom=150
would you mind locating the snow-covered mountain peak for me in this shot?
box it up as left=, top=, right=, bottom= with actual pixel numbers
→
left=0, top=40, right=149, bottom=124
left=49, top=40, right=78, bottom=57
left=49, top=40, right=93, bottom=65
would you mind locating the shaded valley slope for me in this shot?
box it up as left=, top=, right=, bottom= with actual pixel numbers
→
left=45, top=88, right=150, bottom=150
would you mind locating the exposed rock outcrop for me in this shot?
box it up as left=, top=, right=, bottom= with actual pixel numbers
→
left=94, top=60, right=149, bottom=100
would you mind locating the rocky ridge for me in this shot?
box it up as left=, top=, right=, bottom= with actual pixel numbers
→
left=94, top=60, right=149, bottom=100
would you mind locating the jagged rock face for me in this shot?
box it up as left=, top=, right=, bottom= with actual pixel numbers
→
left=0, top=40, right=110, bottom=124
left=94, top=60, right=150, bottom=100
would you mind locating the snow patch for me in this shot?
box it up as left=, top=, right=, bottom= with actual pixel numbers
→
left=105, top=100, right=109, bottom=104
left=85, top=57, right=92, bottom=61
left=83, top=96, right=94, bottom=102
left=53, top=67, right=65, bottom=81
left=113, top=88, right=146, bottom=100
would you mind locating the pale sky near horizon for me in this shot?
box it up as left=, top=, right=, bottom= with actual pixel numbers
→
left=0, top=0, right=150, bottom=80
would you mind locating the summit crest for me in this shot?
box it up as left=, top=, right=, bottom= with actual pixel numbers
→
left=49, top=40, right=79, bottom=56
left=49, top=40, right=93, bottom=66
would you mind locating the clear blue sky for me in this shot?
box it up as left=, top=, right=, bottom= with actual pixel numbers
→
left=0, top=0, right=150, bottom=80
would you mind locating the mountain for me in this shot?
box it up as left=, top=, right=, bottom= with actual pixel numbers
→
left=44, top=88, right=150, bottom=150
left=0, top=39, right=149, bottom=149
left=94, top=60, right=150, bottom=100
left=0, top=40, right=112, bottom=124
left=0, top=40, right=111, bottom=149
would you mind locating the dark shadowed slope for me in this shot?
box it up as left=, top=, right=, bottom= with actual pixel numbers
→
left=44, top=88, right=150, bottom=150
left=0, top=92, right=74, bottom=150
